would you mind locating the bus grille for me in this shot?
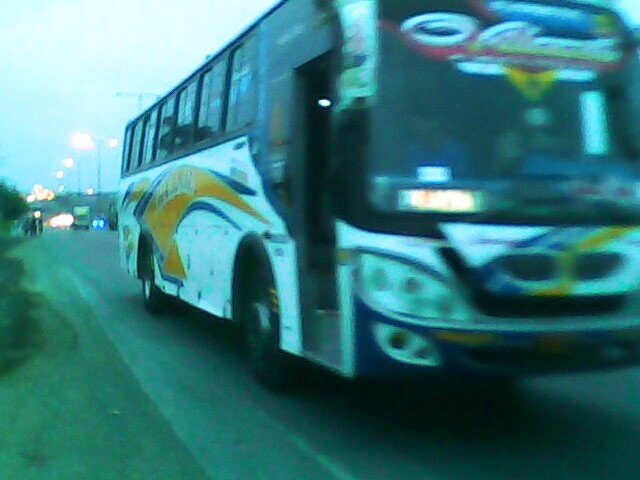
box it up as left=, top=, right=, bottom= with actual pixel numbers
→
left=440, top=247, right=626, bottom=318
left=499, top=252, right=621, bottom=283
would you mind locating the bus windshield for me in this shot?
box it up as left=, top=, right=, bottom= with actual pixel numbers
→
left=368, top=0, right=640, bottom=223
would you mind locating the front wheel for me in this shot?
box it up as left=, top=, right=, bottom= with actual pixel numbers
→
left=141, top=245, right=167, bottom=314
left=238, top=262, right=298, bottom=392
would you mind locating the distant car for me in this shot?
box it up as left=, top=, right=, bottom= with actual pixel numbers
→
left=48, top=213, right=74, bottom=230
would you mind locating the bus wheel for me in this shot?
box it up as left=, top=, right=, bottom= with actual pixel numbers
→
left=141, top=245, right=166, bottom=314
left=239, top=263, right=297, bottom=392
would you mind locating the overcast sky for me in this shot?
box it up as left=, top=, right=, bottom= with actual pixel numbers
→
left=0, top=0, right=277, bottom=193
left=0, top=0, right=638, bottom=193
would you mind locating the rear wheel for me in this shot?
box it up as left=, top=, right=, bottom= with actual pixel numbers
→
left=140, top=242, right=167, bottom=314
left=237, top=258, right=297, bottom=392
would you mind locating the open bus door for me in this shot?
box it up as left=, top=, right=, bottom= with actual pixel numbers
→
left=291, top=50, right=347, bottom=372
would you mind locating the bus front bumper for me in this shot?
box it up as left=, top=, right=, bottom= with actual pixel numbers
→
left=354, top=300, right=640, bottom=377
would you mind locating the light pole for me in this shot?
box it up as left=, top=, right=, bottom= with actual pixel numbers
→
left=69, top=133, right=119, bottom=194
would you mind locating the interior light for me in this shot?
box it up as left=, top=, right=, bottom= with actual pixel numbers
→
left=317, top=97, right=332, bottom=109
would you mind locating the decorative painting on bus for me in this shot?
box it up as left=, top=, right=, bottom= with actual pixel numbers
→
left=382, top=0, right=629, bottom=80
left=128, top=165, right=269, bottom=285
left=335, top=0, right=378, bottom=106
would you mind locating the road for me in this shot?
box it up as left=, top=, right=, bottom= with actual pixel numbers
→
left=33, top=230, right=640, bottom=480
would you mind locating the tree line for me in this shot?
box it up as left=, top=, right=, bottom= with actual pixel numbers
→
left=0, top=182, right=28, bottom=223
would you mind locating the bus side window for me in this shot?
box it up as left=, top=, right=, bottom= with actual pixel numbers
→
left=175, top=81, right=197, bottom=152
left=122, top=129, right=133, bottom=175
left=226, top=38, right=255, bottom=131
left=141, top=108, right=159, bottom=166
left=157, top=96, right=177, bottom=161
left=197, top=59, right=227, bottom=142
left=130, top=121, right=144, bottom=171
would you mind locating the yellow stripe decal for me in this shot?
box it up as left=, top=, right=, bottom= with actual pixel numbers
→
left=139, top=166, right=270, bottom=282
left=535, top=227, right=638, bottom=297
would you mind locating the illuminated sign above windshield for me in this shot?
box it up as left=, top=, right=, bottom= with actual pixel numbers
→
left=400, top=12, right=622, bottom=72
left=394, top=1, right=627, bottom=75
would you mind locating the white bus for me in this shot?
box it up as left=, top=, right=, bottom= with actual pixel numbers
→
left=119, top=0, right=640, bottom=389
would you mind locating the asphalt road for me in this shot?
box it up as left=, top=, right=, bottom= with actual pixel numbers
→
left=35, top=229, right=640, bottom=480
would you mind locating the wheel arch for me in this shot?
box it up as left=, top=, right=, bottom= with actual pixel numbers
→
left=231, top=234, right=273, bottom=323
left=136, top=230, right=154, bottom=280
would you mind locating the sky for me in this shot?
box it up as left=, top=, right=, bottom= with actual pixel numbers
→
left=0, top=0, right=638, bottom=194
left=0, top=0, right=277, bottom=193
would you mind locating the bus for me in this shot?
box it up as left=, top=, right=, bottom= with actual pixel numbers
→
left=119, top=0, right=640, bottom=389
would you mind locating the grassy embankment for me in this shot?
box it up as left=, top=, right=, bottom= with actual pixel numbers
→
left=0, top=238, right=42, bottom=374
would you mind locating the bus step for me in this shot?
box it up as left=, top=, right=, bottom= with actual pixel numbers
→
left=303, top=309, right=343, bottom=371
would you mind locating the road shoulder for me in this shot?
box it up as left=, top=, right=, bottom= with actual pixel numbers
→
left=0, top=238, right=210, bottom=480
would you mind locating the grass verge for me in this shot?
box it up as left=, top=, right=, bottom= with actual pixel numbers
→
left=0, top=238, right=43, bottom=375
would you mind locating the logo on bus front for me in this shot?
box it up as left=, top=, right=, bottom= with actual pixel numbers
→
left=400, top=10, right=623, bottom=72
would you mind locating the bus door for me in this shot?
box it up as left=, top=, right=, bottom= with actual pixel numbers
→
left=293, top=51, right=345, bottom=371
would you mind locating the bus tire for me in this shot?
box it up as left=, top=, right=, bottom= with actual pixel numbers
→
left=237, top=256, right=297, bottom=392
left=140, top=239, right=167, bottom=314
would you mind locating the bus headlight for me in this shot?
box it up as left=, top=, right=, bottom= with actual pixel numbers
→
left=353, top=252, right=469, bottom=324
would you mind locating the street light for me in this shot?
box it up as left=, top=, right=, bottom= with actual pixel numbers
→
left=69, top=132, right=96, bottom=151
left=61, top=157, right=80, bottom=192
left=69, top=133, right=120, bottom=194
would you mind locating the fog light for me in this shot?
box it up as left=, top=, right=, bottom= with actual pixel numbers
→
left=374, top=323, right=442, bottom=367
left=390, top=331, right=408, bottom=350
